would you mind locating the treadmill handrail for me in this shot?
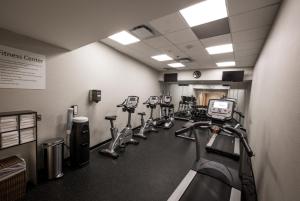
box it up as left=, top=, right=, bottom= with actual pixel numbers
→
left=223, top=125, right=254, bottom=157
left=175, top=121, right=211, bottom=135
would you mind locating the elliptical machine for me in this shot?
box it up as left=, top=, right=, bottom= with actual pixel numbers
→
left=155, top=95, right=174, bottom=129
left=134, top=96, right=160, bottom=139
left=99, top=96, right=139, bottom=159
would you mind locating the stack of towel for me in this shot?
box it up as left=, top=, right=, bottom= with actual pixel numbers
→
left=20, top=114, right=35, bottom=129
left=1, top=131, right=19, bottom=148
left=0, top=116, right=18, bottom=133
left=20, top=128, right=35, bottom=144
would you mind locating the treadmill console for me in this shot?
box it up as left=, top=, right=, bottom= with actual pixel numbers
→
left=161, top=95, right=172, bottom=104
left=125, top=96, right=139, bottom=108
left=207, top=99, right=234, bottom=121
left=149, top=96, right=160, bottom=105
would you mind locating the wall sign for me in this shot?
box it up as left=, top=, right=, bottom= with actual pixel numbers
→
left=0, top=45, right=46, bottom=89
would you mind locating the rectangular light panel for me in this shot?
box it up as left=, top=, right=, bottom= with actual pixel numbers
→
left=108, top=31, right=140, bottom=45
left=216, top=61, right=236, bottom=67
left=206, top=44, right=233, bottom=55
left=168, top=63, right=185, bottom=68
left=179, top=0, right=228, bottom=27
left=151, top=54, right=173, bottom=61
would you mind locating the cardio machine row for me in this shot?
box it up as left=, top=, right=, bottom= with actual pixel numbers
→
left=99, top=95, right=175, bottom=159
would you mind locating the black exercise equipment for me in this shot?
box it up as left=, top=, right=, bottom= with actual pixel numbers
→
left=99, top=96, right=139, bottom=159
left=134, top=96, right=160, bottom=139
left=168, top=121, right=255, bottom=201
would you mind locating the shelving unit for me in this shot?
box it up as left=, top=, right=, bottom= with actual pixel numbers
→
left=0, top=110, right=38, bottom=184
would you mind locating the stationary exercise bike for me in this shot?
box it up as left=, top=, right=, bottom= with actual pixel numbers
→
left=99, top=96, right=139, bottom=159
left=134, top=96, right=160, bottom=139
left=155, top=95, right=175, bottom=129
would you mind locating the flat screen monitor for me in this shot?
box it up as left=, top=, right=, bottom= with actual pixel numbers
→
left=222, top=71, right=244, bottom=82
left=213, top=101, right=228, bottom=109
left=164, top=73, right=178, bottom=82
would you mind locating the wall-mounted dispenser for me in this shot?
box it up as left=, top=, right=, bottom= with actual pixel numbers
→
left=89, top=90, right=101, bottom=103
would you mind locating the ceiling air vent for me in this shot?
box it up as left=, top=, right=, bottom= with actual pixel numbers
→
left=176, top=57, right=193, bottom=63
left=131, top=25, right=154, bottom=40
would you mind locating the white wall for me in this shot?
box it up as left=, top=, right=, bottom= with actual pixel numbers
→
left=0, top=30, right=160, bottom=172
left=248, top=1, right=300, bottom=201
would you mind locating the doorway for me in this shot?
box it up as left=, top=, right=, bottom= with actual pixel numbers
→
left=195, top=89, right=228, bottom=106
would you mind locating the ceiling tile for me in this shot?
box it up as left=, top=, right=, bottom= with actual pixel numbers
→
left=229, top=4, right=280, bottom=32
left=177, top=40, right=209, bottom=58
left=194, top=56, right=215, bottom=67
left=164, top=28, right=198, bottom=44
left=227, top=0, right=281, bottom=16
left=143, top=36, right=173, bottom=49
left=101, top=38, right=128, bottom=52
left=211, top=53, right=235, bottom=62
left=236, top=60, right=256, bottom=67
left=232, top=26, right=271, bottom=43
left=158, top=44, right=187, bottom=59
left=149, top=12, right=188, bottom=34
left=192, top=18, right=230, bottom=40
left=233, top=39, right=265, bottom=51
left=200, top=34, right=232, bottom=47
left=236, top=54, right=258, bottom=62
left=234, top=48, right=261, bottom=57
left=127, top=42, right=159, bottom=56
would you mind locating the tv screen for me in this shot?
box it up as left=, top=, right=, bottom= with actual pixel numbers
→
left=164, top=73, right=178, bottom=82
left=222, top=71, right=244, bottom=82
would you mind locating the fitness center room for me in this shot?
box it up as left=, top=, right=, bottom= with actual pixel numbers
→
left=0, top=0, right=298, bottom=201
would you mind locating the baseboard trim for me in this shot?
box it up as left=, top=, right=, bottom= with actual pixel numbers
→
left=89, top=138, right=112, bottom=151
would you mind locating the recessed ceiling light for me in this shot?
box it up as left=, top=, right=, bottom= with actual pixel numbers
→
left=216, top=61, right=236, bottom=67
left=179, top=0, right=228, bottom=27
left=108, top=31, right=140, bottom=45
left=206, top=44, right=233, bottom=55
left=168, top=63, right=185, bottom=68
left=151, top=54, right=173, bottom=61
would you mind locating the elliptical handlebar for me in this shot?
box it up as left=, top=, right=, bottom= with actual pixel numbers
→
left=223, top=125, right=254, bottom=157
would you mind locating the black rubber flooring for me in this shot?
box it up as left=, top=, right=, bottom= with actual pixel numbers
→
left=24, top=121, right=238, bottom=201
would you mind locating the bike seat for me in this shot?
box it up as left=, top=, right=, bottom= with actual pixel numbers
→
left=138, top=112, right=146, bottom=116
left=105, top=115, right=117, bottom=120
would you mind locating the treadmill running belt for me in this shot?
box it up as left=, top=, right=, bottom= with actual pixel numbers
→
left=180, top=174, right=232, bottom=201
left=213, top=135, right=235, bottom=153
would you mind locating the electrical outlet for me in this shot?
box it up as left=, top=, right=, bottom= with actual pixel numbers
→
left=37, top=114, right=42, bottom=121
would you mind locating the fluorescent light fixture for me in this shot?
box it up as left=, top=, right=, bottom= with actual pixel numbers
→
left=108, top=31, right=140, bottom=45
left=151, top=54, right=173, bottom=61
left=216, top=61, right=236, bottom=67
left=206, top=44, right=233, bottom=55
left=168, top=63, right=185, bottom=68
left=179, top=0, right=228, bottom=27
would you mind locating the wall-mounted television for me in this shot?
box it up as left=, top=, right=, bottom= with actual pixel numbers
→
left=164, top=73, right=178, bottom=82
left=222, top=71, right=244, bottom=82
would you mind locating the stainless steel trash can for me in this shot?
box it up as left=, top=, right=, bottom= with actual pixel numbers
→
left=43, top=137, right=64, bottom=179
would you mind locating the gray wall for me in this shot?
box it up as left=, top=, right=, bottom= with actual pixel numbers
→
left=248, top=1, right=300, bottom=200
left=0, top=30, right=160, bottom=174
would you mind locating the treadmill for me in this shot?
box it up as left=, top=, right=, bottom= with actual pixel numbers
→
left=167, top=121, right=254, bottom=201
left=205, top=99, right=241, bottom=160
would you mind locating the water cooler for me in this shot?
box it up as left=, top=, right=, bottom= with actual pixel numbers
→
left=70, top=116, right=90, bottom=167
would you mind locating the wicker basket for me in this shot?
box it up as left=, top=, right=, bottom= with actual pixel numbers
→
left=0, top=156, right=26, bottom=201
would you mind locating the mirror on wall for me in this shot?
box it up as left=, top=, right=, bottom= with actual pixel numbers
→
left=160, top=82, right=251, bottom=125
